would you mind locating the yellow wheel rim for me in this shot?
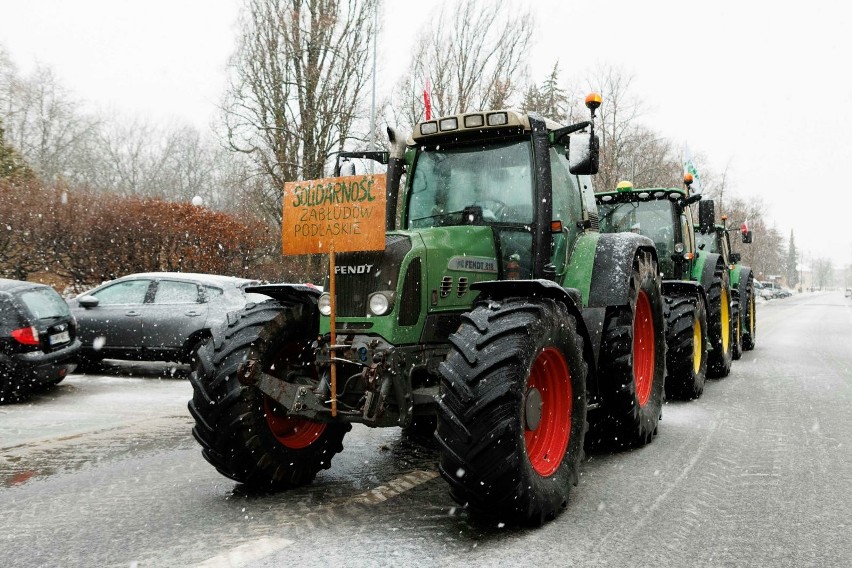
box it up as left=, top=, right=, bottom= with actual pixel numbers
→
left=693, top=317, right=702, bottom=375
left=749, top=296, right=755, bottom=336
left=721, top=287, right=730, bottom=353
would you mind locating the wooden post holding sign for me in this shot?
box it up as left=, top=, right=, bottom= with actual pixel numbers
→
left=282, top=174, right=387, bottom=416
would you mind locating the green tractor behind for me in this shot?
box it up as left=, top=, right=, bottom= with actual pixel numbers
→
left=696, top=199, right=756, bottom=354
left=188, top=96, right=668, bottom=525
left=596, top=175, right=734, bottom=399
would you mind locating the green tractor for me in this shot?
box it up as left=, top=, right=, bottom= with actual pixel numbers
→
left=188, top=96, right=668, bottom=525
left=596, top=175, right=734, bottom=397
left=696, top=199, right=756, bottom=355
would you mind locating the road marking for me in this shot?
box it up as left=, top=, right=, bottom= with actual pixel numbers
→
left=194, top=470, right=439, bottom=567
left=346, top=469, right=439, bottom=505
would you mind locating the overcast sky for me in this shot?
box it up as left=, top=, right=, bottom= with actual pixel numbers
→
left=1, top=0, right=850, bottom=269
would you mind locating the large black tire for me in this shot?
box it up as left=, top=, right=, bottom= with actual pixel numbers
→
left=664, top=293, right=708, bottom=401
left=706, top=264, right=734, bottom=378
left=588, top=251, right=666, bottom=449
left=731, top=292, right=743, bottom=361
left=188, top=301, right=350, bottom=490
left=436, top=298, right=588, bottom=525
left=741, top=277, right=757, bottom=351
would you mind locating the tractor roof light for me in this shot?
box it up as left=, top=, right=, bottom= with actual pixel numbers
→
left=439, top=117, right=458, bottom=131
left=420, top=122, right=438, bottom=135
left=487, top=112, right=508, bottom=126
left=585, top=92, right=602, bottom=111
left=684, top=172, right=694, bottom=186
left=464, top=114, right=484, bottom=128
left=616, top=180, right=633, bottom=192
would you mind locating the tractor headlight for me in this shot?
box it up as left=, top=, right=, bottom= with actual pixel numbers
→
left=318, top=293, right=332, bottom=316
left=368, top=292, right=394, bottom=316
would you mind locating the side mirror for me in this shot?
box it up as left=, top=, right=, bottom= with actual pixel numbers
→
left=568, top=132, right=599, bottom=175
left=698, top=199, right=716, bottom=233
left=742, top=230, right=753, bottom=244
left=78, top=295, right=99, bottom=309
left=730, top=252, right=741, bottom=264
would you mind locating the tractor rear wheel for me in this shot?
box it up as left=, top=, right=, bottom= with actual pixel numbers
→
left=589, top=251, right=666, bottom=449
left=664, top=294, right=708, bottom=400
left=436, top=298, right=587, bottom=525
left=188, top=300, right=349, bottom=490
left=706, top=264, right=734, bottom=377
left=742, top=278, right=757, bottom=351
left=731, top=293, right=743, bottom=360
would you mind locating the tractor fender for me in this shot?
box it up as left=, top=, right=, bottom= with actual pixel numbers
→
left=698, top=253, right=724, bottom=291
left=735, top=266, right=753, bottom=307
left=728, top=263, right=742, bottom=289
left=587, top=232, right=658, bottom=308
left=662, top=279, right=708, bottom=309
left=471, top=279, right=599, bottom=394
left=237, top=284, right=322, bottom=341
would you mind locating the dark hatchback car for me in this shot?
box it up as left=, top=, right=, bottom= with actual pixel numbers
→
left=0, top=278, right=80, bottom=402
left=68, top=272, right=262, bottom=368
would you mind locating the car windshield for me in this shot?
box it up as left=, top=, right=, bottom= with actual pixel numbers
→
left=406, top=139, right=533, bottom=228
left=18, top=288, right=71, bottom=319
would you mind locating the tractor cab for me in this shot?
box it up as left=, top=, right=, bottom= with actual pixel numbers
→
left=597, top=181, right=700, bottom=279
left=403, top=107, right=601, bottom=282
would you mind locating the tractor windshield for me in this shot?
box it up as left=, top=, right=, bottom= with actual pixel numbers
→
left=599, top=199, right=677, bottom=273
left=695, top=232, right=719, bottom=253
left=406, top=140, right=533, bottom=228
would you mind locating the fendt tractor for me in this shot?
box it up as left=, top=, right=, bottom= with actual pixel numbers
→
left=188, top=95, right=669, bottom=525
left=595, top=175, right=733, bottom=399
left=696, top=198, right=756, bottom=355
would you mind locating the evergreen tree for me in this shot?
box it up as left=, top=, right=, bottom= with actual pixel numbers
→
left=521, top=62, right=567, bottom=122
left=786, top=229, right=799, bottom=289
left=0, top=120, right=34, bottom=181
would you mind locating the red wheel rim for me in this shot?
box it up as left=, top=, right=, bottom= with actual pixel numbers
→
left=524, top=347, right=572, bottom=477
left=263, top=397, right=326, bottom=449
left=633, top=290, right=655, bottom=407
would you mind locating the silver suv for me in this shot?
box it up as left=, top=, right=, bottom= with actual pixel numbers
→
left=69, top=272, right=262, bottom=369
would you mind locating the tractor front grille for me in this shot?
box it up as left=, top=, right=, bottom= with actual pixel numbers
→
left=331, top=234, right=411, bottom=317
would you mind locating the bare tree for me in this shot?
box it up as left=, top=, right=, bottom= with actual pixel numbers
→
left=561, top=64, right=680, bottom=192
left=1, top=65, right=99, bottom=184
left=386, top=0, right=533, bottom=132
left=221, top=0, right=378, bottom=223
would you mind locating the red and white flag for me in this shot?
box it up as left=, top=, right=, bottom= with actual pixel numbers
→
left=423, top=77, right=432, bottom=120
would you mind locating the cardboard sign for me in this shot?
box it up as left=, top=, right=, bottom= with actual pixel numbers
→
left=282, top=174, right=387, bottom=255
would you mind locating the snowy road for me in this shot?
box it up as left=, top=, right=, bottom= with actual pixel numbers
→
left=1, top=292, right=850, bottom=567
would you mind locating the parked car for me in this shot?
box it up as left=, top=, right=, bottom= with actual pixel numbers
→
left=753, top=280, right=773, bottom=301
left=69, top=272, right=263, bottom=370
left=1, top=278, right=80, bottom=402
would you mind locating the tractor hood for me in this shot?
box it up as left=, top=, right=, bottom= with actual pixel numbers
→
left=322, top=226, right=501, bottom=345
